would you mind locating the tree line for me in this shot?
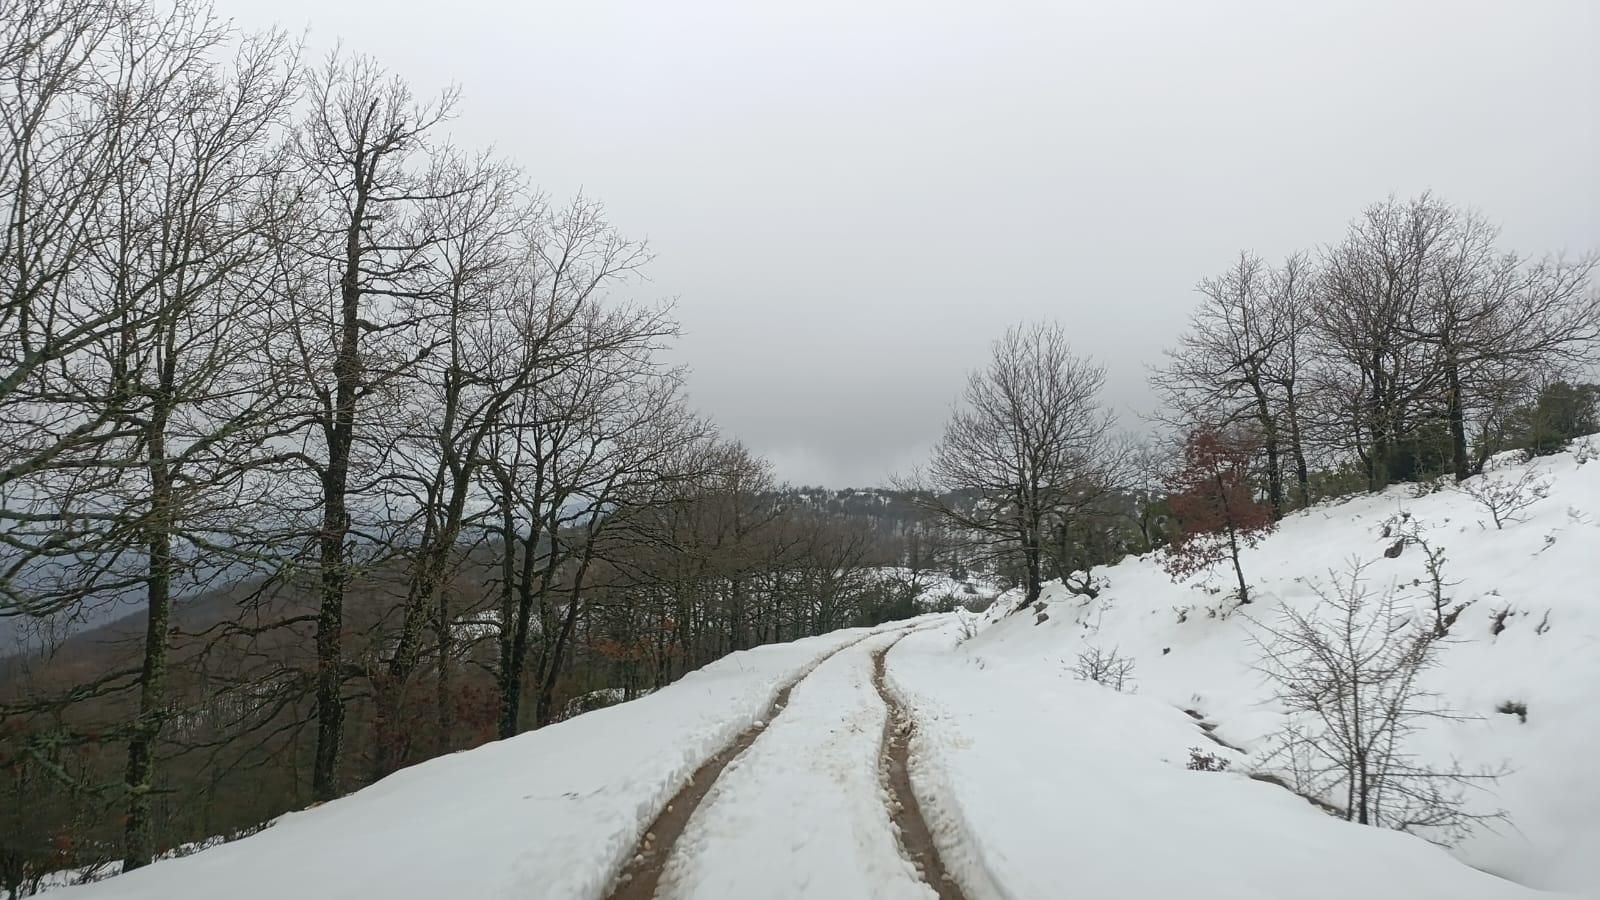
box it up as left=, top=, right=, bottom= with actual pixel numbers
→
left=917, top=194, right=1596, bottom=612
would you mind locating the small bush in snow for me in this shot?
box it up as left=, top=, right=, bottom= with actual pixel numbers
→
left=1250, top=560, right=1506, bottom=845
left=1393, top=519, right=1466, bottom=639
left=1186, top=747, right=1232, bottom=772
left=1489, top=606, right=1513, bottom=636
left=1409, top=476, right=1449, bottom=499
left=1071, top=645, right=1136, bottom=692
left=956, top=611, right=981, bottom=642
left=1459, top=467, right=1550, bottom=530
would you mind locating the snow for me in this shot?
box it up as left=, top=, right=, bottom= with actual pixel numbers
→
left=932, top=438, right=1600, bottom=895
left=48, top=626, right=889, bottom=900
left=660, top=629, right=932, bottom=900
left=45, top=442, right=1600, bottom=900
left=887, top=623, right=1551, bottom=900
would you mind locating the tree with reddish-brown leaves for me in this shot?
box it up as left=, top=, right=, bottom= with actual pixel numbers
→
left=1162, top=428, right=1277, bottom=604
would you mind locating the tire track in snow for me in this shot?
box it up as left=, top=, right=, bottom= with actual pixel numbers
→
left=601, top=626, right=906, bottom=900
left=873, top=634, right=971, bottom=900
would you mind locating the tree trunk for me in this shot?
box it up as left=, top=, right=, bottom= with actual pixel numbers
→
left=534, top=587, right=584, bottom=727
left=123, top=417, right=174, bottom=871
left=1226, top=523, right=1249, bottom=604
left=1218, top=470, right=1250, bottom=605
left=312, top=153, right=368, bottom=802
left=1444, top=350, right=1470, bottom=483
left=494, top=475, right=522, bottom=740
left=534, top=527, right=602, bottom=727
left=1250, top=383, right=1284, bottom=518
left=434, top=585, right=454, bottom=756
left=312, top=482, right=347, bottom=802
left=1021, top=527, right=1043, bottom=607
left=373, top=544, right=447, bottom=779
left=1283, top=381, right=1311, bottom=506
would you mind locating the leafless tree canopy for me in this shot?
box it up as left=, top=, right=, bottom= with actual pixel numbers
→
left=920, top=321, right=1121, bottom=606
left=0, top=0, right=982, bottom=887
left=1158, top=193, right=1598, bottom=504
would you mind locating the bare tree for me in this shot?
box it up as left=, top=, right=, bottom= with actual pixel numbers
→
left=917, top=322, right=1117, bottom=607
left=1399, top=202, right=1599, bottom=482
left=365, top=152, right=528, bottom=775
left=1459, top=465, right=1550, bottom=531
left=278, top=52, right=458, bottom=801
left=0, top=0, right=300, bottom=869
left=100, top=21, right=299, bottom=869
left=1313, top=194, right=1598, bottom=489
left=477, top=203, right=670, bottom=736
left=1251, top=561, right=1505, bottom=844
left=1156, top=253, right=1300, bottom=515
left=1314, top=195, right=1453, bottom=491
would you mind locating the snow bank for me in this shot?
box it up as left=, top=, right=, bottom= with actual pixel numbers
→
left=952, top=439, right=1600, bottom=893
left=51, top=627, right=882, bottom=900
left=887, top=624, right=1554, bottom=900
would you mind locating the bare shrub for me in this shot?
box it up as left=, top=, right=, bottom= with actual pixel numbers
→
left=956, top=611, right=981, bottom=642
left=1393, top=519, right=1465, bottom=638
left=1187, top=748, right=1232, bottom=772
left=1251, top=561, right=1506, bottom=844
left=1459, top=467, right=1551, bottom=530
left=1071, top=645, right=1136, bottom=692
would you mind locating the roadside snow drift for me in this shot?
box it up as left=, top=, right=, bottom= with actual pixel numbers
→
left=49, top=628, right=882, bottom=900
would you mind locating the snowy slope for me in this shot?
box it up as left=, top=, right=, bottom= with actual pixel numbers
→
left=949, top=437, right=1600, bottom=894
left=889, top=623, right=1550, bottom=900
left=49, top=627, right=888, bottom=900
left=45, top=443, right=1597, bottom=900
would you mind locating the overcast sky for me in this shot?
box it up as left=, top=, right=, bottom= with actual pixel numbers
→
left=220, top=0, right=1598, bottom=487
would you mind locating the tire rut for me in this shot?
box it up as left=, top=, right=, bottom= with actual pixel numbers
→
left=872, top=635, right=970, bottom=900
left=600, top=629, right=892, bottom=900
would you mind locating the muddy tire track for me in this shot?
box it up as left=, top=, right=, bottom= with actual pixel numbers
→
left=601, top=629, right=894, bottom=900
left=872, top=635, right=970, bottom=900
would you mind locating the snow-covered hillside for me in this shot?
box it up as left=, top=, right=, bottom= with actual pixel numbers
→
left=45, top=441, right=1598, bottom=900
left=953, top=436, right=1600, bottom=893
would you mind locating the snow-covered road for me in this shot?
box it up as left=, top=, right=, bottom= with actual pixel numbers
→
left=47, top=626, right=900, bottom=900
left=48, top=563, right=1590, bottom=900
left=654, top=629, right=936, bottom=900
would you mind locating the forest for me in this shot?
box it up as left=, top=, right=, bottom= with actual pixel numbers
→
left=1, top=0, right=1596, bottom=894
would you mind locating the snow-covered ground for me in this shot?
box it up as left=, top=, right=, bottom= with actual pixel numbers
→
left=940, top=438, right=1600, bottom=895
left=45, top=442, right=1598, bottom=900
left=47, top=626, right=889, bottom=900
left=889, top=623, right=1548, bottom=900
left=659, top=629, right=930, bottom=900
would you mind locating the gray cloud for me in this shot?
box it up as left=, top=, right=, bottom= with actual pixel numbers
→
left=223, top=0, right=1599, bottom=486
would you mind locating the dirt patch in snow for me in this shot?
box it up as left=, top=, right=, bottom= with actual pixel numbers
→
left=601, top=630, right=885, bottom=900
left=873, top=637, right=971, bottom=900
